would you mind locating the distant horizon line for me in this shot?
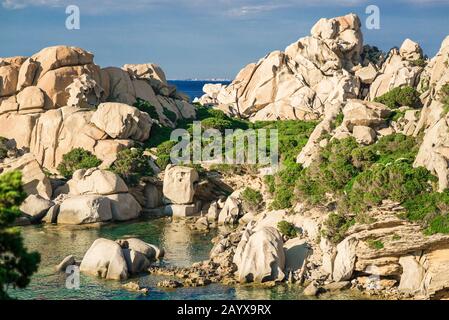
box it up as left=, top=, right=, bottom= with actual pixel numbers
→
left=168, top=78, right=232, bottom=82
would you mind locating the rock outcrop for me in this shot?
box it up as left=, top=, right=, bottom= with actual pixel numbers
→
left=49, top=168, right=142, bottom=225
left=368, top=40, right=424, bottom=100
left=162, top=165, right=200, bottom=217
left=413, top=36, right=449, bottom=191
left=198, top=14, right=363, bottom=121
left=234, top=226, right=286, bottom=283
left=79, top=237, right=162, bottom=280
left=0, top=45, right=196, bottom=173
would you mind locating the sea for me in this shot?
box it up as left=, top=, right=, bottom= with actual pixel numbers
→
left=11, top=218, right=366, bottom=300
left=168, top=80, right=231, bottom=101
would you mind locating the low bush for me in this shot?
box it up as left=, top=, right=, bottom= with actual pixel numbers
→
left=411, top=58, right=427, bottom=68
left=322, top=213, right=355, bottom=244
left=241, top=187, right=263, bottom=211
left=366, top=239, right=384, bottom=250
left=0, top=137, right=8, bottom=160
left=374, top=86, right=422, bottom=109
left=110, top=148, right=153, bottom=186
left=277, top=220, right=297, bottom=238
left=297, top=137, right=360, bottom=204
left=271, top=162, right=303, bottom=210
left=344, top=161, right=434, bottom=214
left=155, top=140, right=178, bottom=169
left=163, top=107, right=177, bottom=123
left=57, top=148, right=102, bottom=178
left=133, top=98, right=159, bottom=120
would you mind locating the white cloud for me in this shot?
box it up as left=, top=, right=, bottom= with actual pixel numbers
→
left=226, top=4, right=288, bottom=17
left=2, top=0, right=61, bottom=9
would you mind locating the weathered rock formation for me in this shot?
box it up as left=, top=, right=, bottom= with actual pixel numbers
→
left=48, top=168, right=142, bottom=225
left=0, top=45, right=196, bottom=172
left=198, top=14, right=363, bottom=121
left=79, top=237, right=162, bottom=280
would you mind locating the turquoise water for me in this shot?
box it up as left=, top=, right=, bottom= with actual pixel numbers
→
left=11, top=218, right=365, bottom=300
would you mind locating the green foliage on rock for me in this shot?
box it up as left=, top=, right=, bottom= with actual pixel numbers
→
left=57, top=148, right=102, bottom=179
left=411, top=58, right=427, bottom=68
left=373, top=86, right=422, bottom=109
left=133, top=98, right=159, bottom=120
left=0, top=171, right=40, bottom=300
left=110, top=148, right=153, bottom=186
left=361, top=45, right=385, bottom=65
left=277, top=220, right=297, bottom=238
left=297, top=137, right=361, bottom=204
left=241, top=187, right=263, bottom=211
left=440, top=84, right=449, bottom=115
left=0, top=137, right=8, bottom=160
left=163, top=107, right=178, bottom=123
left=322, top=213, right=355, bottom=244
left=343, top=161, right=434, bottom=214
left=200, top=118, right=235, bottom=132
left=155, top=140, right=178, bottom=170
left=366, top=239, right=384, bottom=250
left=270, top=162, right=303, bottom=210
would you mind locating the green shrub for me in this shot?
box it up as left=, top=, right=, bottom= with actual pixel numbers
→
left=403, top=191, right=449, bottom=222
left=0, top=137, right=8, bottom=160
left=133, top=98, right=159, bottom=120
left=426, top=215, right=449, bottom=235
left=371, top=133, right=419, bottom=164
left=163, top=107, right=177, bottom=123
left=57, top=148, right=102, bottom=178
left=345, top=161, right=434, bottom=214
left=411, top=59, right=427, bottom=68
left=334, top=112, right=344, bottom=128
left=145, top=124, right=173, bottom=148
left=110, top=148, right=153, bottom=186
left=201, top=118, right=234, bottom=132
left=361, top=45, right=384, bottom=65
left=374, top=86, right=422, bottom=109
left=155, top=140, right=178, bottom=169
left=264, top=175, right=275, bottom=194
left=440, top=84, right=449, bottom=115
left=277, top=220, right=297, bottom=238
left=253, top=120, right=317, bottom=163
left=389, top=110, right=405, bottom=122
left=322, top=213, right=355, bottom=244
left=271, top=162, right=303, bottom=209
left=0, top=171, right=40, bottom=299
left=366, top=239, right=384, bottom=250
left=241, top=187, right=263, bottom=211
left=297, top=138, right=360, bottom=203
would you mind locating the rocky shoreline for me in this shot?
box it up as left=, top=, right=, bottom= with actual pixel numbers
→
left=2, top=12, right=449, bottom=300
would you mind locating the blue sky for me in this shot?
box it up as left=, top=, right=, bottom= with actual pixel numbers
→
left=1, top=0, right=448, bottom=79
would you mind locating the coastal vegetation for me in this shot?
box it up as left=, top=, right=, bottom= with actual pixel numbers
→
left=110, top=148, right=153, bottom=186
left=0, top=171, right=40, bottom=299
left=277, top=220, right=298, bottom=238
left=57, top=148, right=102, bottom=178
left=0, top=137, right=8, bottom=160
left=373, top=86, right=421, bottom=109
left=241, top=187, right=263, bottom=211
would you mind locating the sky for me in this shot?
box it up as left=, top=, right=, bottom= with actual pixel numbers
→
left=0, top=0, right=448, bottom=79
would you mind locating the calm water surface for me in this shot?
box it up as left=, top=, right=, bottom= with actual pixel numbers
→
left=11, top=217, right=367, bottom=300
